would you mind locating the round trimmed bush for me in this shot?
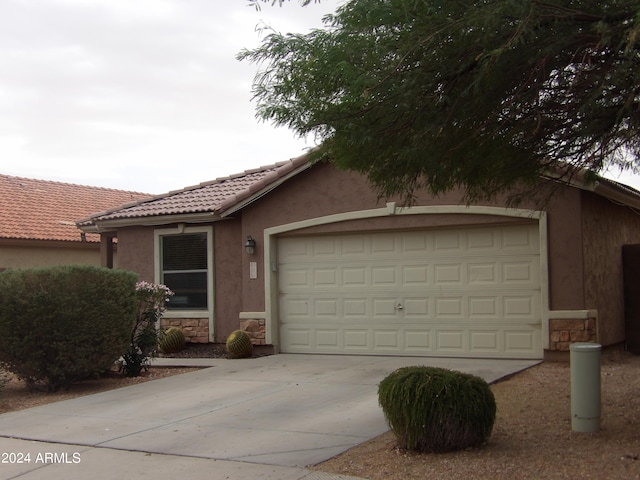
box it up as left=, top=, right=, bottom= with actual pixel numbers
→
left=378, top=366, right=496, bottom=453
left=226, top=330, right=253, bottom=359
left=159, top=327, right=186, bottom=354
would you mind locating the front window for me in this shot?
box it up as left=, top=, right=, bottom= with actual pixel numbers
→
left=160, top=232, right=208, bottom=310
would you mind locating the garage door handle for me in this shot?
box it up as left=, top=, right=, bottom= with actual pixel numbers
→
left=396, top=304, right=403, bottom=310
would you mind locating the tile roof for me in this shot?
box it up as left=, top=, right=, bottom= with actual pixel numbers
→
left=0, top=174, right=150, bottom=243
left=80, top=153, right=312, bottom=226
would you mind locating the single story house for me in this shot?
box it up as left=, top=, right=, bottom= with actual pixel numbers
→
left=78, top=156, right=640, bottom=360
left=0, top=173, right=149, bottom=270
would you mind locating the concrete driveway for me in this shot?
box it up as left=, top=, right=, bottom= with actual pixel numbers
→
left=0, top=354, right=537, bottom=479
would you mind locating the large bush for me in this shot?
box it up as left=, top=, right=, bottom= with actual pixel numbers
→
left=0, top=265, right=137, bottom=391
left=378, top=366, right=496, bottom=453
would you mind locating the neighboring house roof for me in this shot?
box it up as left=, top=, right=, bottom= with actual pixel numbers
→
left=78, top=153, right=313, bottom=230
left=0, top=174, right=150, bottom=243
left=77, top=151, right=640, bottom=231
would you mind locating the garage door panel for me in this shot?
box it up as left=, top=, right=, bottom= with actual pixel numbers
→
left=344, top=330, right=370, bottom=349
left=374, top=330, right=401, bottom=350
left=312, top=238, right=338, bottom=255
left=402, top=265, right=429, bottom=284
left=468, top=263, right=497, bottom=284
left=372, top=266, right=397, bottom=285
left=504, top=295, right=537, bottom=316
left=434, top=264, right=462, bottom=284
left=280, top=324, right=541, bottom=357
left=434, top=231, right=462, bottom=251
left=401, top=231, right=429, bottom=252
left=503, top=260, right=538, bottom=284
left=281, top=293, right=539, bottom=323
left=280, top=239, right=309, bottom=257
left=469, top=296, right=497, bottom=316
left=470, top=331, right=500, bottom=352
left=467, top=229, right=498, bottom=250
left=435, top=297, right=464, bottom=316
left=342, top=236, right=367, bottom=254
left=314, top=269, right=337, bottom=286
left=285, top=328, right=312, bottom=348
left=372, top=297, right=398, bottom=317
left=316, top=329, right=339, bottom=348
left=343, top=267, right=366, bottom=285
left=502, top=226, right=538, bottom=249
left=403, top=297, right=430, bottom=316
left=278, top=224, right=542, bottom=359
left=315, top=299, right=338, bottom=317
left=505, top=330, right=537, bottom=352
left=283, top=298, right=310, bottom=317
left=281, top=268, right=310, bottom=287
left=344, top=298, right=368, bottom=317
left=436, top=330, right=465, bottom=351
left=405, top=330, right=431, bottom=350
left=371, top=234, right=397, bottom=253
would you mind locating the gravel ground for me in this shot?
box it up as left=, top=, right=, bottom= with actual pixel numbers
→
left=312, top=348, right=640, bottom=480
left=160, top=342, right=270, bottom=358
left=2, top=345, right=640, bottom=479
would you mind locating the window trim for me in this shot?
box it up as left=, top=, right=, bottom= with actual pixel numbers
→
left=154, top=226, right=214, bottom=339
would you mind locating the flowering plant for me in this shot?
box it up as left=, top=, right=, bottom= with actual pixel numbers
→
left=134, top=281, right=173, bottom=324
left=120, top=281, right=174, bottom=377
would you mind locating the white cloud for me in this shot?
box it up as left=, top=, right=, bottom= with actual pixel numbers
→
left=0, top=0, right=340, bottom=193
left=2, top=0, right=640, bottom=194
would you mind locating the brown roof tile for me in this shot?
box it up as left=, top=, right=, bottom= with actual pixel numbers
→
left=0, top=174, right=150, bottom=243
left=81, top=154, right=312, bottom=225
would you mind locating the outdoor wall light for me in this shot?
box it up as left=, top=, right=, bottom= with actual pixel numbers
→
left=245, top=235, right=256, bottom=255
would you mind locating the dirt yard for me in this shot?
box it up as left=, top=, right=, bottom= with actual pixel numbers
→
left=0, top=366, right=198, bottom=414
left=313, top=349, right=640, bottom=480
left=1, top=347, right=640, bottom=479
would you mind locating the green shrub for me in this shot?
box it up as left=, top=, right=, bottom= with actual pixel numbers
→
left=0, top=265, right=137, bottom=391
left=378, top=366, right=496, bottom=453
left=226, top=330, right=253, bottom=358
left=159, top=327, right=186, bottom=354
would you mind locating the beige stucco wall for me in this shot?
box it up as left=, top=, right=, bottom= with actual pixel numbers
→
left=110, top=222, right=244, bottom=343
left=238, top=163, right=589, bottom=317
left=106, top=162, right=640, bottom=350
left=543, top=187, right=585, bottom=311
left=581, top=191, right=640, bottom=346
left=0, top=241, right=100, bottom=269
left=213, top=218, right=243, bottom=342
left=115, top=227, right=154, bottom=281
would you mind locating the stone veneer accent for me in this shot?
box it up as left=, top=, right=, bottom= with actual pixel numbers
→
left=548, top=318, right=597, bottom=351
left=160, top=316, right=598, bottom=350
left=239, top=318, right=266, bottom=345
left=161, top=318, right=209, bottom=343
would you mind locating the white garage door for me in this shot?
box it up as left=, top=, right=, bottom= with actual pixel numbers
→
left=278, top=223, right=542, bottom=359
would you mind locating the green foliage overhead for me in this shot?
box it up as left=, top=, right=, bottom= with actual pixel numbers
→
left=0, top=265, right=137, bottom=392
left=239, top=0, right=640, bottom=203
left=378, top=366, right=496, bottom=453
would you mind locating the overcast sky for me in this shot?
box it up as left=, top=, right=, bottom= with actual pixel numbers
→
left=0, top=0, right=341, bottom=193
left=1, top=0, right=639, bottom=194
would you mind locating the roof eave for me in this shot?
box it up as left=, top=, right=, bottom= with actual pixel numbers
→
left=588, top=178, right=640, bottom=210
left=77, top=211, right=224, bottom=233
left=544, top=168, right=640, bottom=210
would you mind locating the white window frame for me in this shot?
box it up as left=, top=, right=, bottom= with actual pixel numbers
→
left=154, top=225, right=214, bottom=340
